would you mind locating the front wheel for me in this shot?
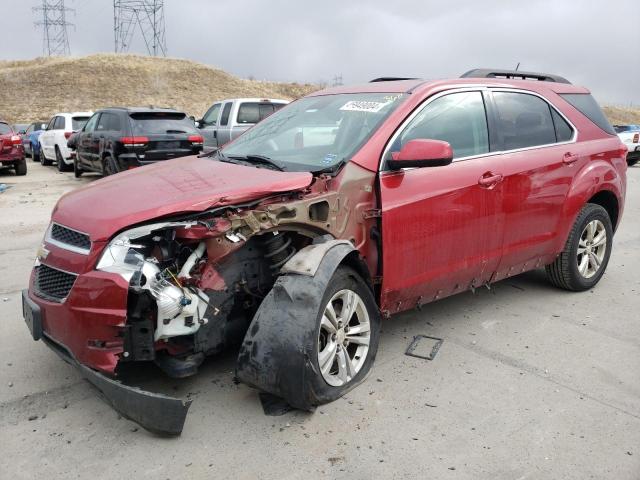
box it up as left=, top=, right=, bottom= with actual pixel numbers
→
left=546, top=203, right=613, bottom=291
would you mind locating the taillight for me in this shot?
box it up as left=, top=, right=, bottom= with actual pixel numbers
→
left=633, top=133, right=639, bottom=143
left=120, top=136, right=149, bottom=147
left=188, top=134, right=204, bottom=145
left=11, top=135, right=22, bottom=145
left=64, top=131, right=73, bottom=139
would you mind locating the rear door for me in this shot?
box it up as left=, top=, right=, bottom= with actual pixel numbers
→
left=128, top=111, right=199, bottom=162
left=199, top=103, right=221, bottom=147
left=379, top=90, right=506, bottom=312
left=488, top=90, right=576, bottom=278
left=40, top=117, right=59, bottom=159
left=216, top=102, right=233, bottom=146
left=77, top=113, right=100, bottom=168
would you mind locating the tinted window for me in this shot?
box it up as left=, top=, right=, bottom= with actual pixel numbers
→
left=72, top=116, right=90, bottom=131
left=54, top=116, right=65, bottom=130
left=392, top=91, right=489, bottom=159
left=26, top=124, right=34, bottom=134
left=493, top=92, right=556, bottom=150
left=202, top=104, right=221, bottom=125
left=84, top=114, right=100, bottom=132
left=129, top=112, right=197, bottom=135
left=236, top=102, right=280, bottom=124
left=560, top=93, right=615, bottom=135
left=220, top=103, right=232, bottom=126
left=551, top=109, right=573, bottom=142
left=0, top=123, right=12, bottom=134
left=96, top=113, right=121, bottom=131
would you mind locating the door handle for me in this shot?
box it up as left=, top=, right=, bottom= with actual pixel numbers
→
left=478, top=172, right=503, bottom=188
left=213, top=130, right=217, bottom=138
left=563, top=152, right=579, bottom=164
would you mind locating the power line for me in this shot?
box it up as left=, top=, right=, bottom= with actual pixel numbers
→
left=33, top=0, right=74, bottom=56
left=114, top=0, right=166, bottom=56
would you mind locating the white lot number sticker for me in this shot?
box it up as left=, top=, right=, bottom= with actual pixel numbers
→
left=340, top=100, right=390, bottom=113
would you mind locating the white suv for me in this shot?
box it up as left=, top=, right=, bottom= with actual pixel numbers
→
left=39, top=112, right=93, bottom=171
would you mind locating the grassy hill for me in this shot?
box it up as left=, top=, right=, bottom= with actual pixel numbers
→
left=1, top=53, right=638, bottom=126
left=0, top=53, right=319, bottom=123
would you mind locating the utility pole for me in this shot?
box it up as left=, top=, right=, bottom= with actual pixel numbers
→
left=33, top=0, right=74, bottom=56
left=114, top=0, right=167, bottom=56
left=332, top=74, right=343, bottom=87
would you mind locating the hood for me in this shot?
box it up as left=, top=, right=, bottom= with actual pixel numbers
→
left=52, top=155, right=313, bottom=241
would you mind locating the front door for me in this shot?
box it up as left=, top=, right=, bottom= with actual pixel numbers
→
left=77, top=113, right=100, bottom=169
left=379, top=90, right=505, bottom=314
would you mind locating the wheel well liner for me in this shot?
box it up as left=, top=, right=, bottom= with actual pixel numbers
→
left=587, top=190, right=619, bottom=230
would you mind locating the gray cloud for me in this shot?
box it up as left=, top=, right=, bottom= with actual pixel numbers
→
left=2, top=0, right=638, bottom=104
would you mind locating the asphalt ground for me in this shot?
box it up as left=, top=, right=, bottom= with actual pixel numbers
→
left=1, top=160, right=639, bottom=479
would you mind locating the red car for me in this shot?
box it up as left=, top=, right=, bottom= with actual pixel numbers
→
left=1, top=121, right=27, bottom=175
left=22, top=69, right=627, bottom=434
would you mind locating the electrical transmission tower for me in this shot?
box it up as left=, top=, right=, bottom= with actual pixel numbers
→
left=33, top=0, right=74, bottom=56
left=114, top=1, right=167, bottom=56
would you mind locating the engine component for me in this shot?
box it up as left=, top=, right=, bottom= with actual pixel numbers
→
left=178, top=241, right=206, bottom=278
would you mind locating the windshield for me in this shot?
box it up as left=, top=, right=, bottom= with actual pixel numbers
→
left=222, top=93, right=406, bottom=172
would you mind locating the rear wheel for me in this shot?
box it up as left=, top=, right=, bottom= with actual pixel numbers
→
left=73, top=156, right=82, bottom=178
left=628, top=157, right=639, bottom=167
left=545, top=203, right=613, bottom=291
left=102, top=155, right=118, bottom=176
left=14, top=158, right=27, bottom=176
left=39, top=144, right=51, bottom=166
left=30, top=143, right=38, bottom=161
left=56, top=147, right=69, bottom=172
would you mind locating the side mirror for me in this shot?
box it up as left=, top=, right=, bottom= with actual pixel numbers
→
left=18, top=129, right=26, bottom=135
left=387, top=139, right=453, bottom=170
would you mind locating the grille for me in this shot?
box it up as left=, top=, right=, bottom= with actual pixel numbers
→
left=50, top=223, right=91, bottom=251
left=34, top=264, right=77, bottom=302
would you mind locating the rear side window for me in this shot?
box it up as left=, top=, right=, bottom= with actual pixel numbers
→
left=96, top=113, right=121, bottom=131
left=493, top=92, right=556, bottom=150
left=551, top=109, right=574, bottom=142
left=392, top=91, right=489, bottom=159
left=0, top=123, right=12, bottom=134
left=72, top=116, right=90, bottom=131
left=560, top=93, right=615, bottom=135
left=129, top=112, right=197, bottom=135
left=236, top=102, right=280, bottom=124
left=220, top=103, right=232, bottom=126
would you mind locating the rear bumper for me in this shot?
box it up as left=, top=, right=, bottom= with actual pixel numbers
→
left=0, top=150, right=24, bottom=163
left=117, top=149, right=203, bottom=168
left=22, top=289, right=191, bottom=435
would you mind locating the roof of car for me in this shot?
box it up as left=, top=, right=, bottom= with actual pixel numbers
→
left=309, top=77, right=589, bottom=97
left=99, top=107, right=186, bottom=114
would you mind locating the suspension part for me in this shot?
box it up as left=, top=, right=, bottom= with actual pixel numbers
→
left=261, top=232, right=296, bottom=274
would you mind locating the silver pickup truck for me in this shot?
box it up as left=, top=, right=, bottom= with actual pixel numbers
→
left=197, top=98, right=289, bottom=148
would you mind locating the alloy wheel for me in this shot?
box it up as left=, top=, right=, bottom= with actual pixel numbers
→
left=577, top=219, right=606, bottom=279
left=317, top=288, right=371, bottom=387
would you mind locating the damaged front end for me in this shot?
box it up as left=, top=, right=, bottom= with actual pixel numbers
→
left=24, top=161, right=379, bottom=435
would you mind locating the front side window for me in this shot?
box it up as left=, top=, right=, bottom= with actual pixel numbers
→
left=493, top=92, right=556, bottom=150
left=202, top=104, right=221, bottom=125
left=54, top=116, right=65, bottom=130
left=390, top=91, right=489, bottom=160
left=222, top=93, right=406, bottom=172
left=84, top=114, right=100, bottom=132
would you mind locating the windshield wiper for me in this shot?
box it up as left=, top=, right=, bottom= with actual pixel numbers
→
left=166, top=129, right=187, bottom=134
left=226, top=154, right=285, bottom=171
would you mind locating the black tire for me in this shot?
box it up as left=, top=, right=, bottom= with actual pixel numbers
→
left=73, top=156, right=82, bottom=178
left=102, top=155, right=118, bottom=176
left=30, top=143, right=38, bottom=161
left=545, top=203, right=613, bottom=291
left=39, top=144, right=51, bottom=166
left=307, top=266, right=381, bottom=405
left=56, top=147, right=69, bottom=172
left=628, top=158, right=639, bottom=167
left=14, top=158, right=27, bottom=176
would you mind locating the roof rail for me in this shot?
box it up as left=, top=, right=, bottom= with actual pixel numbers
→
left=460, top=68, right=571, bottom=84
left=369, top=77, right=419, bottom=83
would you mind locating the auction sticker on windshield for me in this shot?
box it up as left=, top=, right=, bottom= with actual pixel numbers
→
left=340, top=100, right=391, bottom=113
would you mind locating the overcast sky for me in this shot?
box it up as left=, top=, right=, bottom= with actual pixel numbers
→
left=2, top=0, right=638, bottom=105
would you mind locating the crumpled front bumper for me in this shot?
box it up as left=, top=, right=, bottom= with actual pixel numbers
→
left=22, top=289, right=191, bottom=435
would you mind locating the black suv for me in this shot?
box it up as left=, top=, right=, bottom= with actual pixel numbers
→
left=71, top=107, right=204, bottom=177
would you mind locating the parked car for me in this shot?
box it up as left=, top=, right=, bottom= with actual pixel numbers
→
left=38, top=112, right=92, bottom=171
left=22, top=121, right=49, bottom=160
left=70, top=107, right=204, bottom=177
left=23, top=69, right=627, bottom=435
left=197, top=98, right=288, bottom=147
left=0, top=121, right=27, bottom=175
left=613, top=124, right=640, bottom=166
left=12, top=123, right=29, bottom=135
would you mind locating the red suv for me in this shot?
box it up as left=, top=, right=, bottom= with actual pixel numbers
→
left=22, top=69, right=627, bottom=434
left=1, top=121, right=27, bottom=175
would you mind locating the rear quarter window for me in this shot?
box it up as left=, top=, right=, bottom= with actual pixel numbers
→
left=560, top=93, right=615, bottom=135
